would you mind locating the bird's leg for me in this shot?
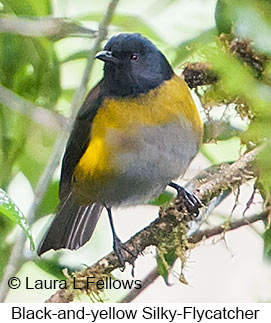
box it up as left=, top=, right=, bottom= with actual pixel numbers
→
left=168, top=182, right=202, bottom=216
left=106, top=207, right=136, bottom=270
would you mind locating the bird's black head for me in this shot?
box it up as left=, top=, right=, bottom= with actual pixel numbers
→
left=95, top=33, right=173, bottom=97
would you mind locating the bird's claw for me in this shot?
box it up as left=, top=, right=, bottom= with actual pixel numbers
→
left=169, top=182, right=202, bottom=217
left=180, top=187, right=201, bottom=216
left=113, top=237, right=136, bottom=272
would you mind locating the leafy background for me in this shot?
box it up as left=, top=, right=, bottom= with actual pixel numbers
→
left=0, top=0, right=270, bottom=302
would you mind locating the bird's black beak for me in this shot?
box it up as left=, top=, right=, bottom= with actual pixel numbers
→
left=95, top=51, right=119, bottom=64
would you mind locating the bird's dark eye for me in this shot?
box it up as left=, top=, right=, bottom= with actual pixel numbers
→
left=130, top=54, right=139, bottom=61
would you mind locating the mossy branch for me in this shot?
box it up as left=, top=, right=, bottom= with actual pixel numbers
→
left=46, top=146, right=266, bottom=303
left=182, top=37, right=268, bottom=89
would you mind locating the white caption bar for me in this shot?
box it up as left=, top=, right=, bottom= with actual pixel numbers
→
left=1, top=303, right=270, bottom=322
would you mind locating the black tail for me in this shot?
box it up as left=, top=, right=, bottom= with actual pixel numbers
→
left=37, top=193, right=103, bottom=255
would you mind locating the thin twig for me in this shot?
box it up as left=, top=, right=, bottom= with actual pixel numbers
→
left=69, top=0, right=120, bottom=118
left=190, top=211, right=268, bottom=244
left=0, top=16, right=97, bottom=40
left=0, top=0, right=120, bottom=302
left=119, top=211, right=268, bottom=303
left=0, top=84, right=65, bottom=131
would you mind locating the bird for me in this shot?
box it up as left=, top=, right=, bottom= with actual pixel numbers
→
left=38, top=33, right=203, bottom=267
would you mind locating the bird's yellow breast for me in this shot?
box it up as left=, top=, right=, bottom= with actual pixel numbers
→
left=75, top=75, right=203, bottom=182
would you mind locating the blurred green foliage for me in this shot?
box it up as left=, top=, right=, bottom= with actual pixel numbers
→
left=0, top=0, right=61, bottom=281
left=0, top=0, right=270, bottom=301
left=215, top=0, right=271, bottom=35
left=263, top=225, right=271, bottom=263
left=157, top=248, right=176, bottom=284
left=0, top=188, right=34, bottom=248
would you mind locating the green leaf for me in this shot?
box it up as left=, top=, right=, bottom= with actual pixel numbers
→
left=157, top=248, right=177, bottom=285
left=149, top=191, right=173, bottom=206
left=215, top=0, right=235, bottom=34
left=263, top=226, right=271, bottom=263
left=1, top=0, right=51, bottom=17
left=34, top=257, right=67, bottom=280
left=0, top=188, right=35, bottom=250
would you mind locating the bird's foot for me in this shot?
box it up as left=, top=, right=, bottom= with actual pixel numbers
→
left=113, top=237, right=136, bottom=272
left=169, top=182, right=202, bottom=217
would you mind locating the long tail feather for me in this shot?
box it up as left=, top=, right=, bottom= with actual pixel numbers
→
left=37, top=194, right=103, bottom=255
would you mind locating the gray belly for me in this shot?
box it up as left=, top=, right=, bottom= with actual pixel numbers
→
left=100, top=120, right=199, bottom=207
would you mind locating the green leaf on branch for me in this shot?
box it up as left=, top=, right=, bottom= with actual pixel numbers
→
left=149, top=191, right=173, bottom=206
left=157, top=248, right=177, bottom=285
left=34, top=257, right=67, bottom=280
left=263, top=226, right=271, bottom=263
left=0, top=188, right=35, bottom=250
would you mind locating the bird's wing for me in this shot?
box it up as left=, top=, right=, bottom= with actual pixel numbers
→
left=38, top=80, right=106, bottom=255
left=59, top=80, right=104, bottom=200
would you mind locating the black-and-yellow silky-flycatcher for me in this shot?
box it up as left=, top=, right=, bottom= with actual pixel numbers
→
left=38, top=33, right=203, bottom=266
